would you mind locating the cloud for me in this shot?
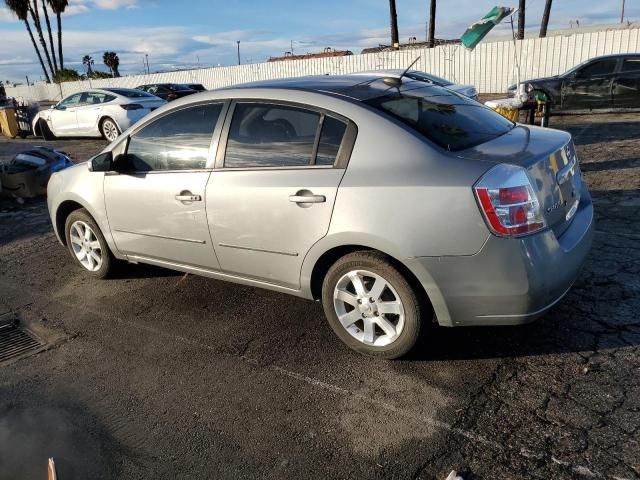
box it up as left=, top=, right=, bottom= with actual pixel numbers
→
left=92, top=0, right=138, bottom=10
left=0, top=7, right=17, bottom=23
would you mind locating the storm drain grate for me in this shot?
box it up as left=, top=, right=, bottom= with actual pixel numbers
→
left=0, top=323, right=42, bottom=363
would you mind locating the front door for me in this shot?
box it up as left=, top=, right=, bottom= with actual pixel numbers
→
left=76, top=91, right=115, bottom=135
left=207, top=101, right=353, bottom=289
left=50, top=92, right=82, bottom=136
left=613, top=57, right=640, bottom=108
left=562, top=58, right=618, bottom=109
left=104, top=102, right=225, bottom=269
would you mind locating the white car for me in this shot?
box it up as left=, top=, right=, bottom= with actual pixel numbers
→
left=352, top=69, right=478, bottom=100
left=32, top=88, right=166, bottom=142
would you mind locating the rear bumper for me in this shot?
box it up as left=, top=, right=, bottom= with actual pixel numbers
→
left=408, top=187, right=594, bottom=326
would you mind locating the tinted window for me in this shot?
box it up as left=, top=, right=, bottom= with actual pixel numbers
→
left=225, top=103, right=320, bottom=168
left=59, top=93, right=82, bottom=107
left=365, top=86, right=514, bottom=151
left=316, top=116, right=347, bottom=165
left=621, top=58, right=640, bottom=73
left=168, top=84, right=192, bottom=91
left=578, top=59, right=617, bottom=77
left=107, top=88, right=155, bottom=98
left=80, top=92, right=115, bottom=105
left=126, top=103, right=222, bottom=171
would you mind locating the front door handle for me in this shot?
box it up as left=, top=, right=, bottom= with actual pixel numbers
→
left=175, top=192, right=202, bottom=202
left=289, top=189, right=326, bottom=206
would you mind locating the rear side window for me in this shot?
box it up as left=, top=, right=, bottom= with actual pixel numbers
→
left=109, top=88, right=155, bottom=98
left=578, top=59, right=617, bottom=77
left=621, top=58, right=640, bottom=73
left=224, top=103, right=321, bottom=168
left=365, top=86, right=514, bottom=151
left=316, top=117, right=347, bottom=165
left=126, top=103, right=222, bottom=171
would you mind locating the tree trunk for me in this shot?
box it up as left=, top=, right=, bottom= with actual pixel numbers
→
left=41, top=0, right=57, bottom=72
left=29, top=1, right=55, bottom=77
left=427, top=0, right=436, bottom=48
left=517, top=0, right=526, bottom=40
left=389, top=0, right=399, bottom=48
left=56, top=13, right=63, bottom=70
left=539, top=0, right=552, bottom=38
left=24, top=19, right=51, bottom=83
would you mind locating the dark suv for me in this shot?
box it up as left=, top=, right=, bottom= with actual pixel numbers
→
left=508, top=53, right=640, bottom=111
left=135, top=83, right=198, bottom=102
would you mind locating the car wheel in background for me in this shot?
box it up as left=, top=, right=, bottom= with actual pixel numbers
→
left=100, top=117, right=120, bottom=142
left=321, top=251, right=423, bottom=359
left=64, top=208, right=113, bottom=279
left=38, top=119, right=56, bottom=140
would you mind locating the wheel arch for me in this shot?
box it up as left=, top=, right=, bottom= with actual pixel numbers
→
left=55, top=199, right=86, bottom=246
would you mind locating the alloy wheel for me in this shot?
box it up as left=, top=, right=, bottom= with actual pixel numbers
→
left=69, top=220, right=103, bottom=272
left=102, top=119, right=119, bottom=141
left=333, top=269, right=405, bottom=347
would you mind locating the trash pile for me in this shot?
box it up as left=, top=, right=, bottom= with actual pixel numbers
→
left=0, top=147, right=73, bottom=200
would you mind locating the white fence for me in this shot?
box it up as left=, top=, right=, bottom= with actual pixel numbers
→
left=7, top=26, right=640, bottom=102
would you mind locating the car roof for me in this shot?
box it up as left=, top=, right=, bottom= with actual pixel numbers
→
left=228, top=74, right=441, bottom=101
left=590, top=53, right=640, bottom=60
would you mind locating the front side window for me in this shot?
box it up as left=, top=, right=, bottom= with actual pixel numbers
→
left=365, top=86, right=514, bottom=151
left=81, top=92, right=115, bottom=105
left=59, top=93, right=82, bottom=107
left=224, top=103, right=321, bottom=168
left=578, top=59, right=617, bottom=77
left=126, top=103, right=222, bottom=171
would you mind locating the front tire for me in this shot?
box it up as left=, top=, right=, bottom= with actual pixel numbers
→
left=321, top=251, right=423, bottom=359
left=100, top=117, right=120, bottom=142
left=37, top=119, right=56, bottom=140
left=64, top=208, right=113, bottom=279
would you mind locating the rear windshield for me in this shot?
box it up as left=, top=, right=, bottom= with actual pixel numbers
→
left=168, top=84, right=192, bottom=91
left=105, top=88, right=155, bottom=98
left=364, top=86, right=514, bottom=151
left=407, top=71, right=453, bottom=86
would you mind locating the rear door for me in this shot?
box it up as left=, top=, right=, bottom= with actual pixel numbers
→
left=613, top=57, right=640, bottom=108
left=104, top=102, right=227, bottom=269
left=206, top=101, right=355, bottom=289
left=76, top=92, right=115, bottom=134
left=563, top=58, right=618, bottom=109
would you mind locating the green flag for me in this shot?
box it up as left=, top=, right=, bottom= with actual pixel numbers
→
left=460, top=6, right=514, bottom=50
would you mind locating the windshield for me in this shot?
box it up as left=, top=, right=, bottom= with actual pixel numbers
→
left=364, top=86, right=514, bottom=151
left=407, top=71, right=454, bottom=86
left=104, top=88, right=155, bottom=98
left=168, top=84, right=193, bottom=91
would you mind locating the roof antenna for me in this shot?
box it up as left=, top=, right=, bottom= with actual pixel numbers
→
left=383, top=56, right=421, bottom=87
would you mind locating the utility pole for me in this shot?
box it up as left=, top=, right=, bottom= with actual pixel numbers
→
left=237, top=41, right=241, bottom=65
left=427, top=0, right=436, bottom=48
left=389, top=0, right=399, bottom=49
left=291, top=40, right=294, bottom=55
left=517, top=0, right=526, bottom=40
left=621, top=0, right=626, bottom=23
left=539, top=0, right=552, bottom=38
left=145, top=54, right=150, bottom=74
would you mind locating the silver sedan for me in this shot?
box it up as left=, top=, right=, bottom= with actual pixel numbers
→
left=46, top=74, right=594, bottom=358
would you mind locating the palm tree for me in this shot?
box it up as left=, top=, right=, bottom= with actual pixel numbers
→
left=427, top=0, right=436, bottom=48
left=82, top=55, right=94, bottom=77
left=40, top=0, right=57, bottom=71
left=28, top=0, right=55, bottom=76
left=103, top=51, right=120, bottom=77
left=388, top=0, right=399, bottom=48
left=47, top=0, right=67, bottom=70
left=4, top=0, right=51, bottom=82
left=539, top=0, right=553, bottom=37
left=517, top=0, right=526, bottom=40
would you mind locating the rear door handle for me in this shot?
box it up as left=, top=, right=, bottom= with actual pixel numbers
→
left=175, top=193, right=202, bottom=202
left=289, top=190, right=326, bottom=204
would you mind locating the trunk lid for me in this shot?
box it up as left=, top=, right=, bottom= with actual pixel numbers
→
left=459, top=125, right=583, bottom=237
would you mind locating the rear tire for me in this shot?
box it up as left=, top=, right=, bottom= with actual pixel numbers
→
left=64, top=208, right=113, bottom=279
left=100, top=117, right=120, bottom=142
left=321, top=251, right=423, bottom=359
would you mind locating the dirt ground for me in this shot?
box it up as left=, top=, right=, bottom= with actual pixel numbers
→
left=0, top=113, right=639, bottom=480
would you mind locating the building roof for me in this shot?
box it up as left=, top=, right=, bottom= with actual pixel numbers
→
left=361, top=39, right=460, bottom=55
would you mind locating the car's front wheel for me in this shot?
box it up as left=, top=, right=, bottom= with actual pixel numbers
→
left=64, top=208, right=113, bottom=278
left=321, top=251, right=424, bottom=359
left=100, top=117, right=120, bottom=142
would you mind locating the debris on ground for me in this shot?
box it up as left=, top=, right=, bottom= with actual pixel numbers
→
left=445, top=471, right=464, bottom=480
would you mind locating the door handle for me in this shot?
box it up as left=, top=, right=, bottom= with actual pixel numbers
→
left=289, top=190, right=326, bottom=205
left=175, top=193, right=202, bottom=202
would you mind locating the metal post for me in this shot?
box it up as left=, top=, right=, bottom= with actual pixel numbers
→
left=621, top=0, right=626, bottom=23
left=145, top=54, right=150, bottom=74
left=237, top=41, right=241, bottom=65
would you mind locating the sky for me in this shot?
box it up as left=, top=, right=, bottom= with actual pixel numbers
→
left=0, top=0, right=637, bottom=83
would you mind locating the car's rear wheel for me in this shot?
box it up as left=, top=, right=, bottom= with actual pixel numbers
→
left=64, top=208, right=113, bottom=279
left=100, top=117, right=120, bottom=142
left=321, top=251, right=423, bottom=359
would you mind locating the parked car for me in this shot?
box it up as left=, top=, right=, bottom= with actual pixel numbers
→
left=47, top=75, right=593, bottom=358
left=508, top=53, right=640, bottom=110
left=32, top=88, right=166, bottom=142
left=136, top=83, right=199, bottom=101
left=354, top=69, right=478, bottom=100
left=182, top=83, right=207, bottom=92
left=1, top=147, right=73, bottom=199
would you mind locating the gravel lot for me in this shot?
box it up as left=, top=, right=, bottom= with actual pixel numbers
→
left=0, top=113, right=638, bottom=480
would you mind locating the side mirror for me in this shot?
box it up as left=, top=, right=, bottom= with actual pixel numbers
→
left=88, top=151, right=113, bottom=172
left=55, top=104, right=66, bottom=111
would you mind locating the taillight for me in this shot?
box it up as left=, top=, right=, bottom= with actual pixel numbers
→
left=474, top=164, right=546, bottom=237
left=120, top=103, right=143, bottom=110
left=167, top=93, right=177, bottom=100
